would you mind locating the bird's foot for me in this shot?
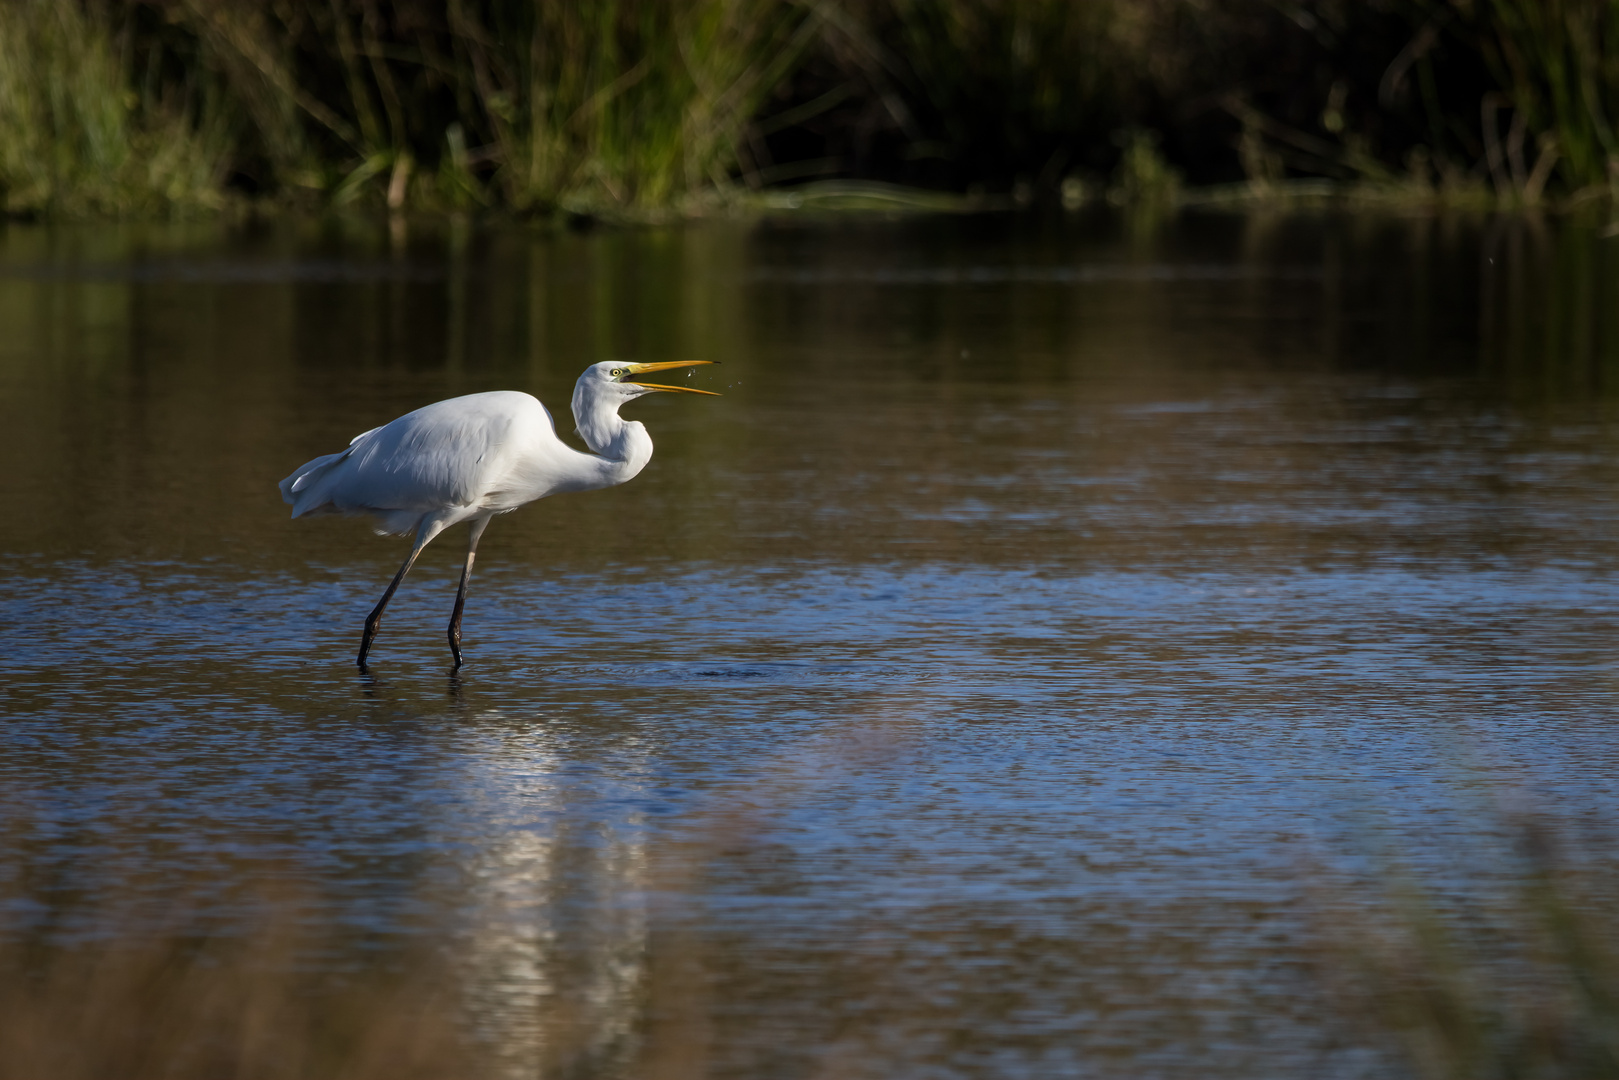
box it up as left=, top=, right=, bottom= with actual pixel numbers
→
left=359, top=623, right=381, bottom=668
left=447, top=625, right=464, bottom=672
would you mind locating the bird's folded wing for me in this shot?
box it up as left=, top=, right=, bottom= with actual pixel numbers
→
left=338, top=408, right=512, bottom=511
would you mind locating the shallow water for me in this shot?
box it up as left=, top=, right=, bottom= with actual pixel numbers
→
left=3, top=211, right=1619, bottom=1077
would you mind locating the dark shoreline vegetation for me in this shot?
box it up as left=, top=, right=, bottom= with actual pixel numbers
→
left=6, top=0, right=1619, bottom=220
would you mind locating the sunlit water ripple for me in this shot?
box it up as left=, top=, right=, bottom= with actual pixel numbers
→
left=3, top=212, right=1618, bottom=1078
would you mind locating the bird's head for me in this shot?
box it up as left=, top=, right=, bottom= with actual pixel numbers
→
left=571, top=360, right=720, bottom=458
left=579, top=360, right=721, bottom=405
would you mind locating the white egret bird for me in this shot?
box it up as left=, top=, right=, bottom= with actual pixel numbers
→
left=278, top=361, right=717, bottom=670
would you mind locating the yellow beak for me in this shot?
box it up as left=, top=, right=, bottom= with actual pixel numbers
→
left=622, top=360, right=721, bottom=396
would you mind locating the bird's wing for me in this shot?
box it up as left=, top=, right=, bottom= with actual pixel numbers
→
left=282, top=392, right=552, bottom=526
left=342, top=397, right=521, bottom=510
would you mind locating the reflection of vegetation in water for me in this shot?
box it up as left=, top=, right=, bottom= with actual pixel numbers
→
left=1480, top=215, right=1619, bottom=402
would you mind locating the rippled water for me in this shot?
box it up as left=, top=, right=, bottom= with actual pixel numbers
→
left=3, top=212, right=1619, bottom=1077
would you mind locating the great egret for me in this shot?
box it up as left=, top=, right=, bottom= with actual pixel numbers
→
left=279, top=360, right=717, bottom=670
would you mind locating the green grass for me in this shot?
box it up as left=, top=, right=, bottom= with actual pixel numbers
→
left=0, top=0, right=230, bottom=217
left=7, top=0, right=1619, bottom=218
left=486, top=0, right=817, bottom=213
left=170, top=0, right=820, bottom=217
left=0, top=0, right=817, bottom=219
left=1430, top=0, right=1619, bottom=202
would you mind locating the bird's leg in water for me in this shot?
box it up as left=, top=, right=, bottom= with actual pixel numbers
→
left=447, top=517, right=491, bottom=671
left=359, top=535, right=431, bottom=668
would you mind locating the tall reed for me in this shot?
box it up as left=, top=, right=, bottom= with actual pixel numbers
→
left=153, top=0, right=817, bottom=214
left=1433, top=0, right=1619, bottom=199
left=878, top=0, right=1146, bottom=185
left=10, top=0, right=1619, bottom=216
left=464, top=0, right=818, bottom=211
left=0, top=0, right=229, bottom=217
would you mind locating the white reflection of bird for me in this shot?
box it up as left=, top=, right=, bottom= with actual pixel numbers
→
left=279, top=361, right=717, bottom=671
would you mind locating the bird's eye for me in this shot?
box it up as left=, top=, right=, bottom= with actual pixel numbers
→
left=610, top=367, right=623, bottom=377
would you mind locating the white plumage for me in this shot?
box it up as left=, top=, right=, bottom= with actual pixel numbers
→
left=279, top=361, right=716, bottom=670
left=283, top=390, right=604, bottom=536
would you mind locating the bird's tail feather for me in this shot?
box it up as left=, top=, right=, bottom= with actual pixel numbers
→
left=280, top=428, right=424, bottom=535
left=279, top=425, right=387, bottom=518
left=278, top=448, right=354, bottom=517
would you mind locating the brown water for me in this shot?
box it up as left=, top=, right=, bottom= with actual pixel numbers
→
left=3, top=211, right=1619, bottom=1078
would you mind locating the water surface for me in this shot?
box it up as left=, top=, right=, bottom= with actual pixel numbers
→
left=2, top=211, right=1618, bottom=1078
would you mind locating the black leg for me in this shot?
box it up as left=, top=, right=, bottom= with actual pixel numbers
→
left=359, top=541, right=427, bottom=668
left=447, top=517, right=491, bottom=672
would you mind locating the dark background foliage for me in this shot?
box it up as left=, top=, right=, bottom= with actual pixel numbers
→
left=0, top=0, right=1605, bottom=215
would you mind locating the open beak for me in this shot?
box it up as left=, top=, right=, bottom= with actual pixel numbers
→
left=622, top=360, right=721, bottom=396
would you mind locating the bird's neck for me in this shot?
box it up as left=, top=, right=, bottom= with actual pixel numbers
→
left=573, top=391, right=653, bottom=483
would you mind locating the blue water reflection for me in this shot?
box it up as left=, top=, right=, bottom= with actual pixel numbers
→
left=2, top=211, right=1618, bottom=1077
